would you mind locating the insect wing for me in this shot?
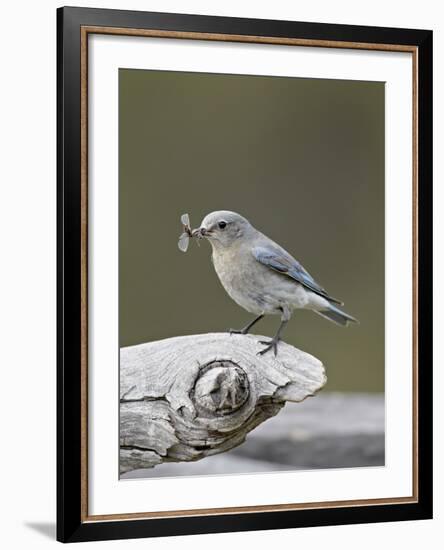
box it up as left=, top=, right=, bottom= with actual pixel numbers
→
left=178, top=232, right=190, bottom=252
left=180, top=213, right=190, bottom=228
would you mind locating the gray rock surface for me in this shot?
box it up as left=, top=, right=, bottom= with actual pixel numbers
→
left=122, top=392, right=384, bottom=479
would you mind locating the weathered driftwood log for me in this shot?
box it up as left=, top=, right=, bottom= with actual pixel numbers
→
left=120, top=333, right=326, bottom=474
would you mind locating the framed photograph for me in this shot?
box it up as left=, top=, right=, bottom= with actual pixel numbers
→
left=57, top=6, right=433, bottom=543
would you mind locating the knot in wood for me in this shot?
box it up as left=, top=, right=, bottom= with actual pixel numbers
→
left=193, top=360, right=249, bottom=416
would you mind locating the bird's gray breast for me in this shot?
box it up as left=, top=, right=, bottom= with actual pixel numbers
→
left=211, top=245, right=280, bottom=315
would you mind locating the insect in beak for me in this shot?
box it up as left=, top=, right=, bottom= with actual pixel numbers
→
left=178, top=213, right=201, bottom=252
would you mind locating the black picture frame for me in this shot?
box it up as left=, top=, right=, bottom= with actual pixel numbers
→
left=57, top=6, right=433, bottom=543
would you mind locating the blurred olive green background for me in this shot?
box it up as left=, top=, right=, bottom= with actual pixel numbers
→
left=119, top=69, right=385, bottom=393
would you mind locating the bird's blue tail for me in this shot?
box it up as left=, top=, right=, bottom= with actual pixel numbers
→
left=315, top=303, right=358, bottom=326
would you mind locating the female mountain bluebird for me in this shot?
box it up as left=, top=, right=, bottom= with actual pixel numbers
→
left=193, top=210, right=357, bottom=356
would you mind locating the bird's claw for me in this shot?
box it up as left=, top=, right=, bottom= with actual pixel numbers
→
left=257, top=338, right=280, bottom=356
left=229, top=328, right=246, bottom=336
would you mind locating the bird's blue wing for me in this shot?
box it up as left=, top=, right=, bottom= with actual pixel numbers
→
left=252, top=245, right=343, bottom=305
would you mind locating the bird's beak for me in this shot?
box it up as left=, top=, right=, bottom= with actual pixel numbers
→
left=193, top=227, right=210, bottom=239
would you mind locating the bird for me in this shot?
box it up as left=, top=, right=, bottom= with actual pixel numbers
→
left=193, top=210, right=358, bottom=356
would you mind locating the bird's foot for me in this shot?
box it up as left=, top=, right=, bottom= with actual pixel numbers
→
left=257, top=338, right=280, bottom=356
left=228, top=328, right=248, bottom=335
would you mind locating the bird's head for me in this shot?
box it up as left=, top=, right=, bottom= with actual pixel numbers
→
left=194, top=211, right=252, bottom=248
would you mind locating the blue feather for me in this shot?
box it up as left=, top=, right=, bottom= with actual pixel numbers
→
left=252, top=245, right=343, bottom=305
left=315, top=303, right=358, bottom=326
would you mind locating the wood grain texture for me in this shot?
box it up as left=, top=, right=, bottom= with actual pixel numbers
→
left=83, top=26, right=418, bottom=53
left=120, top=333, right=326, bottom=474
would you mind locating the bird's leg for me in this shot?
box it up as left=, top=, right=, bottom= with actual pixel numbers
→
left=229, top=314, right=264, bottom=335
left=258, top=307, right=290, bottom=356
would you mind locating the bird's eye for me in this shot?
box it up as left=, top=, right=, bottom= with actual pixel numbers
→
left=218, top=221, right=227, bottom=229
